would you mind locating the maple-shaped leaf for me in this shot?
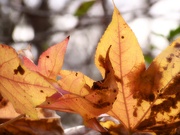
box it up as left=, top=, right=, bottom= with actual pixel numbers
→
left=95, top=4, right=180, bottom=134
left=0, top=44, right=56, bottom=119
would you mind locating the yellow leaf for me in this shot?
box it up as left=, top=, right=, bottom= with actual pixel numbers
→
left=139, top=39, right=180, bottom=97
left=95, top=5, right=145, bottom=78
left=0, top=44, right=56, bottom=119
left=58, top=70, right=94, bottom=96
left=40, top=47, right=118, bottom=132
left=95, top=4, right=146, bottom=130
left=135, top=38, right=180, bottom=132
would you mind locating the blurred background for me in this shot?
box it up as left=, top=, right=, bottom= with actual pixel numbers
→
left=0, top=0, right=180, bottom=130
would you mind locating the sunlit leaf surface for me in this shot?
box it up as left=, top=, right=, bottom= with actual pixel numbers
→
left=0, top=44, right=56, bottom=119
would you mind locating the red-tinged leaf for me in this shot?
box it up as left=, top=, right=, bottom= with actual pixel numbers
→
left=38, top=37, right=69, bottom=79
left=0, top=44, right=56, bottom=119
left=22, top=56, right=38, bottom=71
left=22, top=37, right=69, bottom=80
left=40, top=48, right=118, bottom=132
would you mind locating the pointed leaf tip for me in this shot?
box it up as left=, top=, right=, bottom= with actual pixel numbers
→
left=38, top=37, right=69, bottom=79
left=67, top=36, right=70, bottom=39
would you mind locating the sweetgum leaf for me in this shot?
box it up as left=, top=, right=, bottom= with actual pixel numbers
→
left=40, top=47, right=118, bottom=132
left=0, top=44, right=56, bottom=119
left=97, top=5, right=180, bottom=133
left=95, top=4, right=147, bottom=130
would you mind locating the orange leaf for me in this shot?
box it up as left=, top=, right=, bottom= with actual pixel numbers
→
left=0, top=44, right=56, bottom=119
left=99, top=5, right=180, bottom=133
left=40, top=47, right=118, bottom=132
left=95, top=4, right=146, bottom=130
left=38, top=37, right=69, bottom=79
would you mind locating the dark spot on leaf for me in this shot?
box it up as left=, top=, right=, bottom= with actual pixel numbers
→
left=137, top=98, right=143, bottom=106
left=166, top=56, right=172, bottom=63
left=151, top=97, right=178, bottom=114
left=40, top=90, right=44, bottom=93
left=47, top=102, right=50, bottom=104
left=113, top=89, right=117, bottom=93
left=174, top=42, right=180, bottom=48
left=93, top=102, right=111, bottom=108
left=163, top=74, right=180, bottom=96
left=0, top=95, right=8, bottom=108
left=14, top=65, right=25, bottom=75
left=115, top=75, right=122, bottom=83
left=92, top=81, right=108, bottom=90
left=148, top=93, right=155, bottom=102
left=98, top=99, right=103, bottom=104
left=46, top=56, right=49, bottom=58
left=121, top=36, right=124, bottom=39
left=137, top=117, right=156, bottom=130
left=75, top=72, right=78, bottom=76
left=163, top=66, right=167, bottom=70
left=98, top=55, right=105, bottom=69
left=133, top=108, right=138, bottom=117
